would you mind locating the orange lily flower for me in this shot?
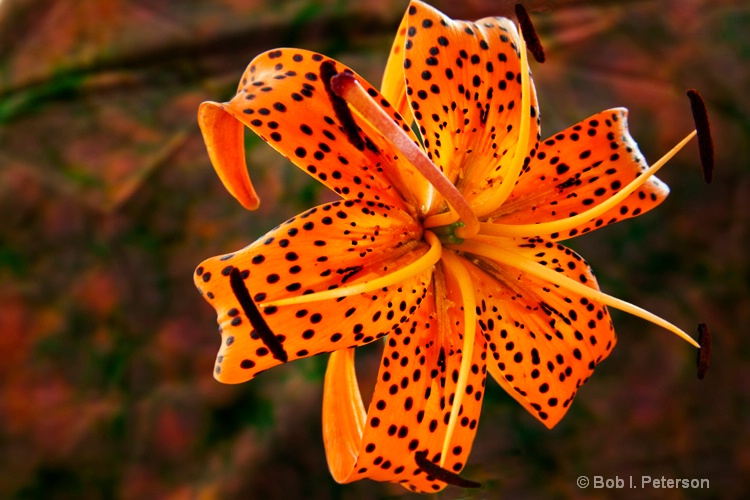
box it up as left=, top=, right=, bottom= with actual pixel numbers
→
left=194, top=0, right=700, bottom=492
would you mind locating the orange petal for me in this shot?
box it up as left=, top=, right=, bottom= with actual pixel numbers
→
left=323, top=348, right=366, bottom=481
left=322, top=274, right=487, bottom=493
left=194, top=199, right=430, bottom=383
left=198, top=101, right=260, bottom=211
left=495, top=108, right=669, bottom=240
left=219, top=48, right=427, bottom=213
left=466, top=240, right=615, bottom=428
left=399, top=1, right=540, bottom=205
left=380, top=5, right=411, bottom=121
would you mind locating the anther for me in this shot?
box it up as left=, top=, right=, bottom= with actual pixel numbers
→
left=414, top=451, right=481, bottom=489
left=697, top=323, right=711, bottom=379
left=321, top=61, right=365, bottom=151
left=229, top=267, right=288, bottom=362
left=686, top=89, right=714, bottom=183
left=515, top=4, right=545, bottom=63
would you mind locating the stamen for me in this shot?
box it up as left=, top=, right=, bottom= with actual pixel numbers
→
left=438, top=250, right=477, bottom=469
left=697, top=323, right=711, bottom=379
left=229, top=267, right=288, bottom=362
left=515, top=4, right=545, bottom=63
left=423, top=209, right=460, bottom=230
left=432, top=221, right=465, bottom=245
left=478, top=131, right=697, bottom=238
left=330, top=72, right=480, bottom=239
left=320, top=61, right=365, bottom=151
left=459, top=239, right=700, bottom=348
left=474, top=24, right=532, bottom=219
left=414, top=451, right=481, bottom=489
left=686, top=89, right=714, bottom=183
left=259, top=231, right=442, bottom=308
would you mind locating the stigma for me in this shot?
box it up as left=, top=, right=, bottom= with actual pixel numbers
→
left=431, top=221, right=466, bottom=245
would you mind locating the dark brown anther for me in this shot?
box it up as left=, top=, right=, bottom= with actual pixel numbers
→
left=321, top=61, right=365, bottom=151
left=229, top=267, right=288, bottom=363
left=515, top=4, right=545, bottom=63
left=697, top=323, right=711, bottom=379
left=686, top=89, right=714, bottom=183
left=414, top=451, right=481, bottom=489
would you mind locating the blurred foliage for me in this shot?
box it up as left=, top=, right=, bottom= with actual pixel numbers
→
left=0, top=0, right=748, bottom=498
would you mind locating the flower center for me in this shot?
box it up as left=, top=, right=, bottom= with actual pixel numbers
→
left=329, top=71, right=480, bottom=240
left=432, top=221, right=466, bottom=245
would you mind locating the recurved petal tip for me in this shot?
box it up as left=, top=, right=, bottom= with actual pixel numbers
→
left=198, top=101, right=260, bottom=211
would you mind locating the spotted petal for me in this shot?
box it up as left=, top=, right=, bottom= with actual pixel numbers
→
left=202, top=48, right=437, bottom=214
left=395, top=0, right=540, bottom=206
left=381, top=6, right=411, bottom=120
left=194, top=199, right=432, bottom=383
left=199, top=101, right=260, bottom=211
left=465, top=240, right=615, bottom=428
left=323, top=274, right=487, bottom=492
left=493, top=109, right=669, bottom=240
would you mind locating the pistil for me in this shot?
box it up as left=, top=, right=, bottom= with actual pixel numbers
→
left=431, top=221, right=466, bottom=245
left=330, top=72, right=480, bottom=239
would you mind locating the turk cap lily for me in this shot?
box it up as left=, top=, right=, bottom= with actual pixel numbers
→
left=194, top=0, right=699, bottom=492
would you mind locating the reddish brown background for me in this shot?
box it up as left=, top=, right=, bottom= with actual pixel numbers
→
left=0, top=0, right=746, bottom=498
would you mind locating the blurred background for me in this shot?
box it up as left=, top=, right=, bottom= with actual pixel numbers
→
left=0, top=0, right=747, bottom=498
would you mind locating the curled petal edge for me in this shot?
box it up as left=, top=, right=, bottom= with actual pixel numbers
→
left=322, top=348, right=366, bottom=483
left=198, top=101, right=260, bottom=211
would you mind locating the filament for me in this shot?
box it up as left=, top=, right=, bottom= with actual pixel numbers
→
left=459, top=238, right=699, bottom=347
left=473, top=25, right=532, bottom=218
left=438, top=250, right=477, bottom=468
left=479, top=130, right=696, bottom=238
left=260, top=231, right=442, bottom=308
